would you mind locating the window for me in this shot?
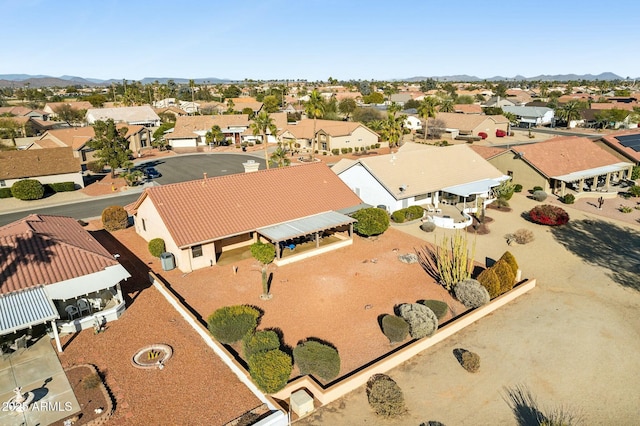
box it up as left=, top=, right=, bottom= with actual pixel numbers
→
left=192, top=245, right=203, bottom=258
left=0, top=180, right=5, bottom=187
left=415, top=194, right=427, bottom=201
left=141, top=218, right=146, bottom=232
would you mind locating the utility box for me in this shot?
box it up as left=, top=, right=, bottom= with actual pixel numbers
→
left=160, top=252, right=175, bottom=271
left=290, top=389, right=314, bottom=417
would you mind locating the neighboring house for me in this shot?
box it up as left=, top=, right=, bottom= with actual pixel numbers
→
left=43, top=101, right=93, bottom=119
left=154, top=106, right=188, bottom=120
left=279, top=119, right=380, bottom=153
left=0, top=214, right=131, bottom=350
left=484, top=136, right=634, bottom=196
left=502, top=106, right=554, bottom=127
left=435, top=112, right=510, bottom=138
left=388, top=93, right=413, bottom=106
left=86, top=105, right=161, bottom=127
left=454, top=104, right=483, bottom=114
left=596, top=130, right=640, bottom=165
left=227, top=98, right=263, bottom=114
left=130, top=162, right=364, bottom=272
left=404, top=115, right=422, bottom=131
left=332, top=142, right=508, bottom=215
left=483, top=96, right=516, bottom=108
left=0, top=147, right=83, bottom=189
left=0, top=106, right=49, bottom=121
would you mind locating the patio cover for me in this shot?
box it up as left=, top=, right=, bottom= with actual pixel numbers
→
left=442, top=177, right=509, bottom=197
left=552, top=162, right=633, bottom=182
left=0, top=286, right=59, bottom=336
left=257, top=211, right=356, bottom=243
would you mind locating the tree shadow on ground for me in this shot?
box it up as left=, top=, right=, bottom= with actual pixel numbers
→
left=502, top=384, right=582, bottom=426
left=550, top=218, right=640, bottom=290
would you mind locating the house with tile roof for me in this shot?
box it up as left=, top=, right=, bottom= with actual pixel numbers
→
left=130, top=162, right=365, bottom=272
left=595, top=130, right=640, bottom=165
left=86, top=105, right=161, bottom=127
left=0, top=147, right=83, bottom=189
left=332, top=143, right=509, bottom=228
left=279, top=119, right=380, bottom=153
left=486, top=136, right=634, bottom=197
left=435, top=112, right=510, bottom=139
left=502, top=105, right=555, bottom=127
left=43, top=101, right=93, bottom=119
left=0, top=214, right=131, bottom=351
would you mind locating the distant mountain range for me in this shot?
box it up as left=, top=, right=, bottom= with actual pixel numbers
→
left=0, top=72, right=634, bottom=88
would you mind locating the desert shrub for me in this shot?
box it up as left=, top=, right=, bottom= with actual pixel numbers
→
left=420, top=221, right=436, bottom=232
left=82, top=373, right=102, bottom=390
left=619, top=205, right=633, bottom=213
left=293, top=340, right=341, bottom=381
left=391, top=206, right=424, bottom=223
left=477, top=267, right=501, bottom=298
left=632, top=165, right=640, bottom=180
left=207, top=305, right=260, bottom=344
left=243, top=330, right=280, bottom=359
left=492, top=197, right=510, bottom=208
left=366, top=374, right=407, bottom=417
left=101, top=205, right=129, bottom=231
left=461, top=350, right=480, bottom=373
left=493, top=259, right=516, bottom=294
left=391, top=210, right=405, bottom=223
left=419, top=300, right=449, bottom=320
left=532, top=186, right=543, bottom=192
left=0, top=187, right=12, bottom=198
left=352, top=207, right=390, bottom=236
left=529, top=204, right=569, bottom=226
left=513, top=228, right=534, bottom=244
left=532, top=190, right=548, bottom=201
left=562, top=193, right=575, bottom=204
left=398, top=303, right=438, bottom=339
left=513, top=184, right=523, bottom=193
left=628, top=185, right=640, bottom=197
left=494, top=180, right=516, bottom=200
left=11, top=179, right=45, bottom=200
left=381, top=315, right=409, bottom=344
left=248, top=349, right=292, bottom=393
left=498, top=251, right=518, bottom=275
left=87, top=161, right=104, bottom=173
left=454, top=279, right=490, bottom=308
left=147, top=238, right=165, bottom=257
left=47, top=181, right=76, bottom=192
left=434, top=230, right=475, bottom=291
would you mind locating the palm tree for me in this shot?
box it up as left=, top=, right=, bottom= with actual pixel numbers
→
left=418, top=97, right=438, bottom=140
left=438, top=97, right=455, bottom=113
left=305, top=90, right=325, bottom=160
left=250, top=111, right=277, bottom=169
left=269, top=144, right=290, bottom=168
left=381, top=111, right=407, bottom=148
left=556, top=101, right=583, bottom=128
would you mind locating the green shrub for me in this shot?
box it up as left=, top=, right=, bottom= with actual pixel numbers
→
left=514, top=184, right=523, bottom=193
left=348, top=147, right=353, bottom=153
left=381, top=315, right=409, bottom=344
left=207, top=305, right=260, bottom=344
left=148, top=238, right=165, bottom=257
left=341, top=147, right=348, bottom=154
left=461, top=350, right=480, bottom=373
left=354, top=146, right=360, bottom=152
left=419, top=300, right=449, bottom=320
left=532, top=186, right=543, bottom=192
left=248, top=349, right=292, bottom=393
left=493, top=259, right=516, bottom=295
left=47, top=181, right=76, bottom=192
left=494, top=180, right=516, bottom=201
left=366, top=374, right=406, bottom=417
left=352, top=207, right=390, bottom=236
left=498, top=251, right=518, bottom=275
left=619, top=205, right=633, bottom=213
left=11, top=179, right=45, bottom=200
left=391, top=210, right=406, bottom=223
left=375, top=143, right=381, bottom=148
left=454, top=279, right=490, bottom=308
left=243, top=330, right=280, bottom=359
left=398, top=303, right=438, bottom=339
left=0, top=187, right=12, bottom=198
left=477, top=267, right=501, bottom=299
left=391, top=205, right=425, bottom=223
left=628, top=185, right=640, bottom=197
left=101, top=205, right=129, bottom=231
left=532, top=190, right=548, bottom=202
left=293, top=340, right=341, bottom=382
left=562, top=193, right=575, bottom=204
left=331, top=148, right=340, bottom=155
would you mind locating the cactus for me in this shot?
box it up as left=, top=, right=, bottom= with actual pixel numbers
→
left=435, top=230, right=476, bottom=291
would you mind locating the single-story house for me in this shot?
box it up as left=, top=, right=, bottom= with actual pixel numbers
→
left=332, top=142, right=509, bottom=219
left=403, top=115, right=422, bottom=131
left=454, top=104, right=483, bottom=114
left=502, top=106, right=554, bottom=127
left=279, top=119, right=380, bottom=153
left=596, top=130, right=640, bottom=165
left=482, top=136, right=634, bottom=196
left=483, top=96, right=517, bottom=108
left=43, top=101, right=93, bottom=119
left=435, top=112, right=510, bottom=138
left=0, top=214, right=131, bottom=352
left=0, top=106, right=50, bottom=121
left=0, top=147, right=84, bottom=189
left=130, top=162, right=365, bottom=272
left=86, top=105, right=161, bottom=127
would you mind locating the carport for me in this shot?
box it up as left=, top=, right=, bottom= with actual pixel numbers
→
left=552, top=162, right=634, bottom=196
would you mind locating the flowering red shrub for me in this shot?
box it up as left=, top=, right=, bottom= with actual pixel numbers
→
left=478, top=132, right=488, bottom=139
left=496, top=129, right=507, bottom=137
left=528, top=204, right=569, bottom=226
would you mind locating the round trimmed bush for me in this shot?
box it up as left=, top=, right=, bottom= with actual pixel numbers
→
left=493, top=259, right=516, bottom=295
left=381, top=315, right=409, bottom=344
left=0, top=187, right=12, bottom=198
left=248, top=349, right=292, bottom=393
left=419, top=300, right=449, bottom=320
left=532, top=190, right=547, bottom=202
left=352, top=207, right=390, bottom=236
left=243, top=330, right=280, bottom=359
left=148, top=238, right=165, bottom=257
left=498, top=251, right=518, bottom=275
left=461, top=350, right=480, bottom=373
left=529, top=204, right=569, bottom=226
left=514, top=184, right=523, bottom=193
left=366, top=374, right=406, bottom=417
left=293, top=340, right=341, bottom=381
left=398, top=303, right=438, bottom=339
left=207, top=305, right=260, bottom=344
left=562, top=193, right=575, bottom=204
left=11, top=179, right=44, bottom=200
left=101, top=205, right=129, bottom=231
left=454, top=279, right=490, bottom=308
left=477, top=267, right=501, bottom=299
left=420, top=221, right=436, bottom=232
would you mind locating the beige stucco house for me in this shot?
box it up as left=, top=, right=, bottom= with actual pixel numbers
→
left=279, top=119, right=380, bottom=153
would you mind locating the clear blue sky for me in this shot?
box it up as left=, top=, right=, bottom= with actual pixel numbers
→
left=3, top=0, right=639, bottom=81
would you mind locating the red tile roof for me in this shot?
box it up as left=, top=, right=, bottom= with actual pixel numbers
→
left=0, top=215, right=119, bottom=294
left=600, top=129, right=640, bottom=163
left=133, top=162, right=363, bottom=247
left=470, top=145, right=506, bottom=159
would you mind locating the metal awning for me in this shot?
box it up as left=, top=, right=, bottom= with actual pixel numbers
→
left=442, top=177, right=508, bottom=197
left=552, top=162, right=633, bottom=182
left=258, top=211, right=356, bottom=243
left=0, top=286, right=59, bottom=336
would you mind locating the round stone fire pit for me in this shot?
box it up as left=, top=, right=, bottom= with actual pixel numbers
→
left=131, top=344, right=173, bottom=370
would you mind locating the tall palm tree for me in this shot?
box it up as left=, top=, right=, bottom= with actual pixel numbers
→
left=269, top=144, right=290, bottom=168
left=381, top=111, right=407, bottom=148
left=250, top=111, right=277, bottom=169
left=305, top=90, right=325, bottom=160
left=438, top=97, right=455, bottom=113
left=418, top=97, right=438, bottom=140
left=556, top=101, right=583, bottom=128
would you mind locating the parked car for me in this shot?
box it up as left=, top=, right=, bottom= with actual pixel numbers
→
left=144, top=167, right=161, bottom=179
